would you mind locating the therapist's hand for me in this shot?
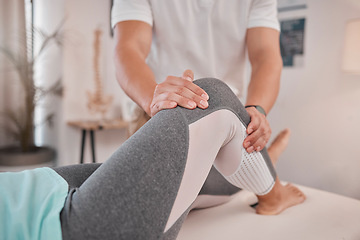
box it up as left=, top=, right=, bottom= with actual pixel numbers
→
left=149, top=70, right=209, bottom=117
left=243, top=107, right=271, bottom=153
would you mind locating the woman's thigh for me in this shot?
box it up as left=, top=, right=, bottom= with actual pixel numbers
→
left=60, top=106, right=190, bottom=240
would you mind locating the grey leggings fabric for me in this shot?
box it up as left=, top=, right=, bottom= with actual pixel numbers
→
left=54, top=78, right=276, bottom=240
left=54, top=164, right=238, bottom=201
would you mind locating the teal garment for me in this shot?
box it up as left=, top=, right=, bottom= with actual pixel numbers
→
left=0, top=167, right=68, bottom=240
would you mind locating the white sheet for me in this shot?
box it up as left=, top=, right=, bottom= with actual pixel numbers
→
left=178, top=184, right=360, bottom=240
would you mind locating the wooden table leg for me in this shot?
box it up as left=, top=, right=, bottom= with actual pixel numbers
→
left=80, top=129, right=87, bottom=164
left=90, top=130, right=96, bottom=163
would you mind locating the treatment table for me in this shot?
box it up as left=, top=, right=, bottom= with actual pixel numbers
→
left=178, top=184, right=360, bottom=240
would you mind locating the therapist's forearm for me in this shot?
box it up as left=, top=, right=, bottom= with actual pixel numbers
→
left=246, top=58, right=282, bottom=114
left=114, top=47, right=156, bottom=116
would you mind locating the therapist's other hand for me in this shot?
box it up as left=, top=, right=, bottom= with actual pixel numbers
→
left=149, top=70, right=209, bottom=117
left=243, top=107, right=271, bottom=153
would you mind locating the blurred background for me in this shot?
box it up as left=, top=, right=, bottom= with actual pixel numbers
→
left=0, top=0, right=359, bottom=200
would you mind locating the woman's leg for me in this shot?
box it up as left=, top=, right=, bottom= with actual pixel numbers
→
left=53, top=162, right=239, bottom=209
left=53, top=163, right=101, bottom=189
left=193, top=128, right=292, bottom=210
left=59, top=78, right=304, bottom=240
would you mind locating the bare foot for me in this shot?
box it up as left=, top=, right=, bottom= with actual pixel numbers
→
left=267, top=128, right=291, bottom=165
left=255, top=181, right=306, bottom=215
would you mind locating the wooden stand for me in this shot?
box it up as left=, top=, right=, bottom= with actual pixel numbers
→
left=67, top=119, right=128, bottom=163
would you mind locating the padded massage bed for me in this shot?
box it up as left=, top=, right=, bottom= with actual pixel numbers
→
left=178, top=184, right=360, bottom=240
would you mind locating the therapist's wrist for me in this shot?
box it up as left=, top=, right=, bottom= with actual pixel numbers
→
left=245, top=105, right=267, bottom=116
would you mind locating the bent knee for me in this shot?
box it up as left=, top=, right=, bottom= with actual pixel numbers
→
left=193, top=78, right=234, bottom=98
left=191, top=78, right=250, bottom=125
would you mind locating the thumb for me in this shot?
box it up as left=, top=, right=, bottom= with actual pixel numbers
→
left=182, top=69, right=194, bottom=82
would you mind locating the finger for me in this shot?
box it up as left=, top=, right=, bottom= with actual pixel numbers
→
left=164, top=75, right=181, bottom=84
left=182, top=79, right=209, bottom=101
left=243, top=117, right=260, bottom=151
left=245, top=146, right=255, bottom=153
left=150, top=100, right=177, bottom=116
left=156, top=100, right=178, bottom=111
left=244, top=128, right=263, bottom=150
left=250, top=138, right=267, bottom=152
left=245, top=137, right=262, bottom=153
left=155, top=91, right=198, bottom=109
left=182, top=69, right=194, bottom=81
left=165, top=77, right=209, bottom=101
left=157, top=85, right=208, bottom=109
left=244, top=124, right=271, bottom=153
left=247, top=112, right=260, bottom=135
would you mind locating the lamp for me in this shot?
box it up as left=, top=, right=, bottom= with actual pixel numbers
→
left=342, top=19, right=360, bottom=74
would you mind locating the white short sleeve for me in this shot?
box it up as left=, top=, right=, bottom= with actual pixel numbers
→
left=111, top=0, right=153, bottom=28
left=247, top=0, right=280, bottom=31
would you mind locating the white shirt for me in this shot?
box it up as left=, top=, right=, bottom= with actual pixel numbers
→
left=112, top=0, right=280, bottom=97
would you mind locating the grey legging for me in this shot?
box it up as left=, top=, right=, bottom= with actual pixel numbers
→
left=54, top=78, right=276, bottom=240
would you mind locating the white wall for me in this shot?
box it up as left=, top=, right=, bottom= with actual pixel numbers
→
left=63, top=0, right=124, bottom=121
left=264, top=0, right=360, bottom=199
left=32, top=0, right=127, bottom=167
left=33, top=0, right=64, bottom=165
left=61, top=0, right=127, bottom=166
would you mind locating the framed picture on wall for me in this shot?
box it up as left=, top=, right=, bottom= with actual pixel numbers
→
left=278, top=0, right=307, bottom=68
left=279, top=18, right=306, bottom=67
left=278, top=0, right=307, bottom=12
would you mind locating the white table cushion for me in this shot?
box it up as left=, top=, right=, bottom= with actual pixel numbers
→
left=178, top=184, right=360, bottom=240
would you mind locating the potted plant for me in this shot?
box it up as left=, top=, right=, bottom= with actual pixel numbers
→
left=0, top=26, right=63, bottom=166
